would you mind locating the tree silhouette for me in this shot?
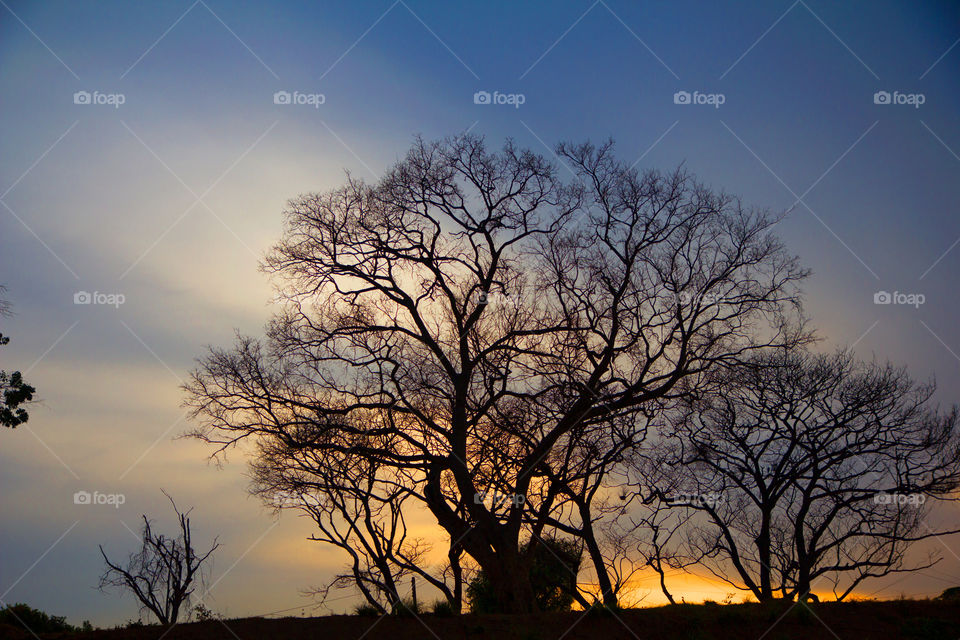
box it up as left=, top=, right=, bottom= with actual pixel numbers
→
left=657, top=349, right=960, bottom=602
left=99, top=492, right=219, bottom=624
left=184, top=134, right=806, bottom=612
left=0, top=285, right=36, bottom=428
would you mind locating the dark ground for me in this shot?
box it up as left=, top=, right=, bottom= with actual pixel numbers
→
left=7, top=600, right=960, bottom=640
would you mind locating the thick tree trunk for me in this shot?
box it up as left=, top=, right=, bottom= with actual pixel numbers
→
left=483, top=551, right=538, bottom=613
left=795, top=563, right=814, bottom=602
left=756, top=510, right=774, bottom=601
left=424, top=466, right=538, bottom=613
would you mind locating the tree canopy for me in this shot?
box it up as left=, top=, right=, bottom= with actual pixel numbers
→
left=184, top=134, right=957, bottom=611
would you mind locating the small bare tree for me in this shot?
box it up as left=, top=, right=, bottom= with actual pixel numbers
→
left=99, top=492, right=219, bottom=624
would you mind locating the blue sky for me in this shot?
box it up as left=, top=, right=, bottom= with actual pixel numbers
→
left=1, top=0, right=960, bottom=626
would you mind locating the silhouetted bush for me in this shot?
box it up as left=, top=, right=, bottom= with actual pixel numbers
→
left=430, top=599, right=454, bottom=616
left=353, top=603, right=380, bottom=616
left=0, top=603, right=77, bottom=633
left=193, top=603, right=219, bottom=621
left=939, top=586, right=960, bottom=601
left=391, top=598, right=420, bottom=616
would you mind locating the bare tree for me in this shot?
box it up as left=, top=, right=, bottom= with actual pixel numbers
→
left=662, top=349, right=960, bottom=602
left=99, top=492, right=219, bottom=624
left=184, top=134, right=806, bottom=612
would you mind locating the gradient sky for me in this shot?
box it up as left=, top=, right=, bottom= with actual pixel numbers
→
left=2, top=0, right=959, bottom=627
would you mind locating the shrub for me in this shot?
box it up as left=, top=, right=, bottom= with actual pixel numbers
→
left=0, top=603, right=77, bottom=633
left=430, top=599, right=455, bottom=616
left=193, top=603, right=219, bottom=621
left=353, top=603, right=380, bottom=616
left=939, top=587, right=960, bottom=601
left=391, top=598, right=420, bottom=616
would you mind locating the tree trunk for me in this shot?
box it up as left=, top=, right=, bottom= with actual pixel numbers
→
left=424, top=464, right=538, bottom=613
left=579, top=506, right=617, bottom=607
left=795, top=563, right=813, bottom=602
left=652, top=558, right=676, bottom=605
left=448, top=543, right=463, bottom=614
left=484, top=554, right=538, bottom=613
left=756, top=510, right=774, bottom=602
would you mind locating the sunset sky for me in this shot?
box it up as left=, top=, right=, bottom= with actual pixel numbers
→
left=2, top=0, right=960, bottom=627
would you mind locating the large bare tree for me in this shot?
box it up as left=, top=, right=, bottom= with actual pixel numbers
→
left=184, top=134, right=805, bottom=612
left=660, top=349, right=960, bottom=602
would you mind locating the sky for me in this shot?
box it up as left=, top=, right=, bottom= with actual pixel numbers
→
left=1, top=0, right=959, bottom=627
